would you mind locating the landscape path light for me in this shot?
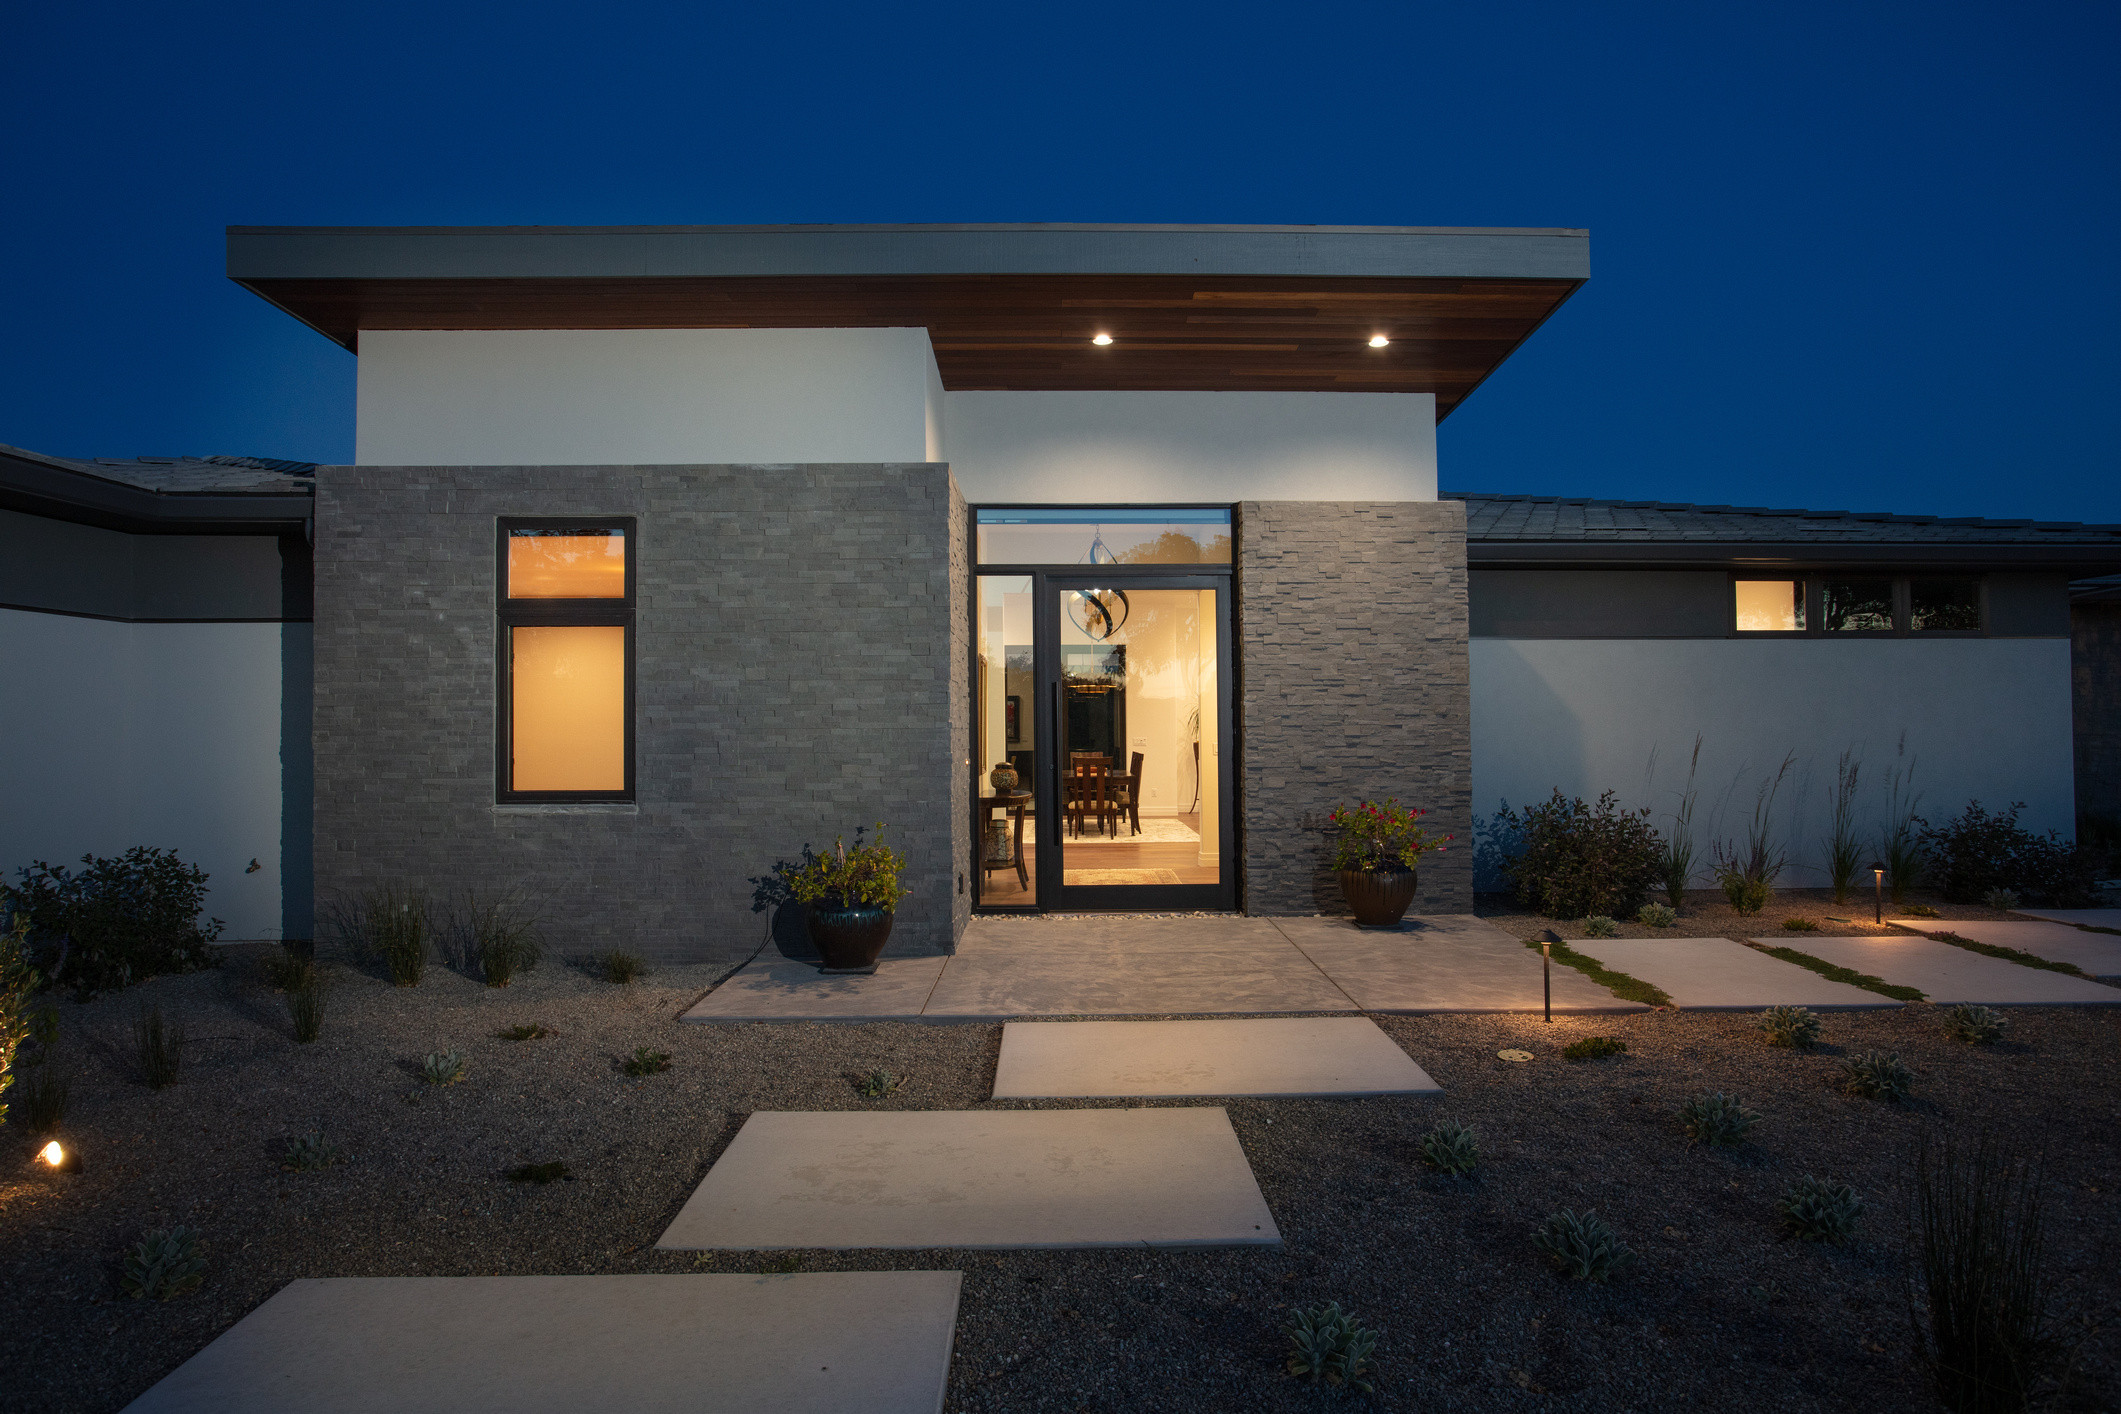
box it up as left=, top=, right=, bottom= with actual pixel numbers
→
left=38, top=1139, right=81, bottom=1173
left=1537, top=929, right=1562, bottom=1023
left=1871, top=861, right=1886, bottom=924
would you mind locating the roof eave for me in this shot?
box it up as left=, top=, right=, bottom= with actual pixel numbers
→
left=0, top=448, right=313, bottom=535
left=1468, top=540, right=2121, bottom=574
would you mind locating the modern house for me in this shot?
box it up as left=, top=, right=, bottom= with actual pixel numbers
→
left=3, top=223, right=2117, bottom=960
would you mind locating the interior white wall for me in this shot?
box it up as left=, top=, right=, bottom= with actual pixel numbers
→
left=942, top=391, right=1437, bottom=503
left=0, top=609, right=295, bottom=940
left=1470, top=638, right=2078, bottom=892
left=356, top=328, right=942, bottom=466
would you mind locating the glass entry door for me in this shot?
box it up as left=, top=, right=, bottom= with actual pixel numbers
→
left=1036, top=575, right=1234, bottom=911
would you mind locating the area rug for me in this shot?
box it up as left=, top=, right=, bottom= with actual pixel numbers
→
left=1063, top=868, right=1184, bottom=886
left=1065, top=817, right=1201, bottom=846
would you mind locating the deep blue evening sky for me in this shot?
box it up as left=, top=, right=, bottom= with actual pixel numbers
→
left=3, top=1, right=2115, bottom=521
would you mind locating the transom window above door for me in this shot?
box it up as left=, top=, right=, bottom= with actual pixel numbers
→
left=976, top=508, right=1231, bottom=566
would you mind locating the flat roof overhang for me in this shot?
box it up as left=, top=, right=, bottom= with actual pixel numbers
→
left=1469, top=541, right=2121, bottom=575
left=0, top=447, right=312, bottom=536
left=227, top=223, right=1589, bottom=418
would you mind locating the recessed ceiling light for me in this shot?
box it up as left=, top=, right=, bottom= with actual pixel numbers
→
left=1368, top=335, right=1390, bottom=348
left=1092, top=333, right=1114, bottom=346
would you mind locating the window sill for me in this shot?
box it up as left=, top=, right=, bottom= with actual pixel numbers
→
left=493, top=802, right=640, bottom=815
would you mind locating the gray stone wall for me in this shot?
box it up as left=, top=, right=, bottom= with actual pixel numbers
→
left=2074, top=598, right=2121, bottom=826
left=313, top=463, right=967, bottom=966
left=1236, top=500, right=1473, bottom=914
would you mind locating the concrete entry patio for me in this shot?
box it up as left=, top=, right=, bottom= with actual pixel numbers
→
left=681, top=913, right=1645, bottom=1022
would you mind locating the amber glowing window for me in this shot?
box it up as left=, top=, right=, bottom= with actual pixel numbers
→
left=1734, top=580, right=1804, bottom=632
left=497, top=519, right=634, bottom=800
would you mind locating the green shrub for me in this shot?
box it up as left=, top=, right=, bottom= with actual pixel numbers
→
left=260, top=943, right=312, bottom=992
left=1418, top=1119, right=1480, bottom=1175
left=442, top=892, right=543, bottom=987
left=5, top=849, right=223, bottom=996
left=1778, top=1174, right=1863, bottom=1243
left=1712, top=755, right=1795, bottom=917
left=855, top=1068, right=903, bottom=1099
left=1941, top=1003, right=2008, bottom=1045
left=420, top=1049, right=467, bottom=1086
left=1636, top=902, right=1676, bottom=928
left=1902, top=903, right=1941, bottom=918
left=1719, top=874, right=1771, bottom=915
left=1493, top=790, right=1666, bottom=919
left=1563, top=1035, right=1626, bottom=1061
left=1581, top=915, right=1618, bottom=938
left=1758, top=1005, right=1823, bottom=1049
left=1839, top=1050, right=1914, bottom=1101
left=325, top=887, right=430, bottom=986
left=509, top=1161, right=570, bottom=1184
left=288, top=967, right=326, bottom=1044
left=623, top=1046, right=671, bottom=1077
left=120, top=1226, right=205, bottom=1301
left=1912, top=1134, right=2054, bottom=1414
left=1284, top=1302, right=1378, bottom=1392
left=1780, top=917, right=1819, bottom=932
left=134, top=1003, right=184, bottom=1090
left=596, top=951, right=648, bottom=984
left=1532, top=1208, right=1636, bottom=1282
left=1920, top=800, right=2099, bottom=907
left=761, top=824, right=911, bottom=912
left=1679, top=1091, right=1759, bottom=1147
left=0, top=915, right=38, bottom=1127
left=1982, top=888, right=2022, bottom=911
left=283, top=1131, right=341, bottom=1171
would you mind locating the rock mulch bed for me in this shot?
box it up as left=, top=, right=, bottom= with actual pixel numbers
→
left=2, top=943, right=2116, bottom=1412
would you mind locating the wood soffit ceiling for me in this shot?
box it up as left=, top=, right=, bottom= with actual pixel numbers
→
left=237, top=274, right=1583, bottom=416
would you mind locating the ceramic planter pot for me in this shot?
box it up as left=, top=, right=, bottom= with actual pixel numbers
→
left=805, top=904, right=895, bottom=970
left=1339, top=868, right=1418, bottom=928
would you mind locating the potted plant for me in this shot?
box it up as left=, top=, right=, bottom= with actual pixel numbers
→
left=781, top=824, right=910, bottom=971
left=1328, top=799, right=1449, bottom=928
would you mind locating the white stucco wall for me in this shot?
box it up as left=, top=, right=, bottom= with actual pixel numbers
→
left=1470, top=638, right=2078, bottom=891
left=942, top=390, right=1437, bottom=503
left=0, top=609, right=299, bottom=940
left=355, top=328, right=943, bottom=466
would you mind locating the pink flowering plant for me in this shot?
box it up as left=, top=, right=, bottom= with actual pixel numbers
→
left=1328, top=799, right=1451, bottom=873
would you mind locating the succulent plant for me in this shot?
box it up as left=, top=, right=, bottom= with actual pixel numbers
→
left=1679, top=1091, right=1760, bottom=1147
left=1903, top=903, right=1940, bottom=918
left=120, top=1226, right=206, bottom=1301
left=1418, top=1119, right=1480, bottom=1176
left=1532, top=1208, right=1636, bottom=1282
left=1284, top=1302, right=1378, bottom=1392
left=1636, top=902, right=1677, bottom=928
left=1839, top=1050, right=1914, bottom=1102
left=1940, top=1003, right=2008, bottom=1046
left=1778, top=1175, right=1864, bottom=1243
left=1758, top=1005, right=1823, bottom=1049
left=1564, top=1036, right=1626, bottom=1061
left=1982, top=888, right=2022, bottom=911
left=283, top=1131, right=341, bottom=1171
left=1581, top=915, right=1619, bottom=938
left=1780, top=917, right=1819, bottom=932
left=420, top=1049, right=467, bottom=1086
left=855, top=1068, right=903, bottom=1099
left=623, top=1046, right=672, bottom=1077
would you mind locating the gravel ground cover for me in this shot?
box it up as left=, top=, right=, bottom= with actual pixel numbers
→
left=2, top=934, right=2117, bottom=1413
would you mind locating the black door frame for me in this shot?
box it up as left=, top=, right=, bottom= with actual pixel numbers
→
left=975, top=566, right=1235, bottom=913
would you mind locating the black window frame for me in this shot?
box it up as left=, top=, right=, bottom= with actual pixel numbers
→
left=1726, top=572, right=1986, bottom=638
left=495, top=517, right=637, bottom=803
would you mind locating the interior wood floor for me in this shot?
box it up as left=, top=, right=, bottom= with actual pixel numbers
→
left=979, top=814, right=1219, bottom=904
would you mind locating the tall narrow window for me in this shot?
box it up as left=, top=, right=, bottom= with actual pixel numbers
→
left=497, top=520, right=634, bottom=800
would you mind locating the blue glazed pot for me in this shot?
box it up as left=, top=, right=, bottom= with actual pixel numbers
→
left=805, top=904, right=895, bottom=970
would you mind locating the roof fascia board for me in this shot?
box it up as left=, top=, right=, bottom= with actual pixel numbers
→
left=1469, top=541, right=2121, bottom=573
left=0, top=451, right=312, bottom=535
left=226, top=224, right=1591, bottom=283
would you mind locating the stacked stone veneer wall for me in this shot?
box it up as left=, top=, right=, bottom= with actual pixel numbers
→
left=1237, top=500, right=1473, bottom=914
left=2074, top=598, right=2121, bottom=825
left=313, top=463, right=969, bottom=965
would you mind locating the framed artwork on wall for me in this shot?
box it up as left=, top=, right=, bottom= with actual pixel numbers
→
left=1005, top=695, right=1021, bottom=742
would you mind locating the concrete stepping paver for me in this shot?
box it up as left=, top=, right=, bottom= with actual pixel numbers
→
left=657, top=1108, right=1280, bottom=1250
left=2015, top=907, right=2121, bottom=931
left=1273, top=914, right=1649, bottom=1014
left=991, top=1017, right=1442, bottom=1098
left=1762, top=936, right=2121, bottom=1005
left=681, top=956, right=948, bottom=1024
left=1580, top=937, right=1898, bottom=1010
left=1890, top=919, right=2121, bottom=979
left=121, top=1272, right=962, bottom=1414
